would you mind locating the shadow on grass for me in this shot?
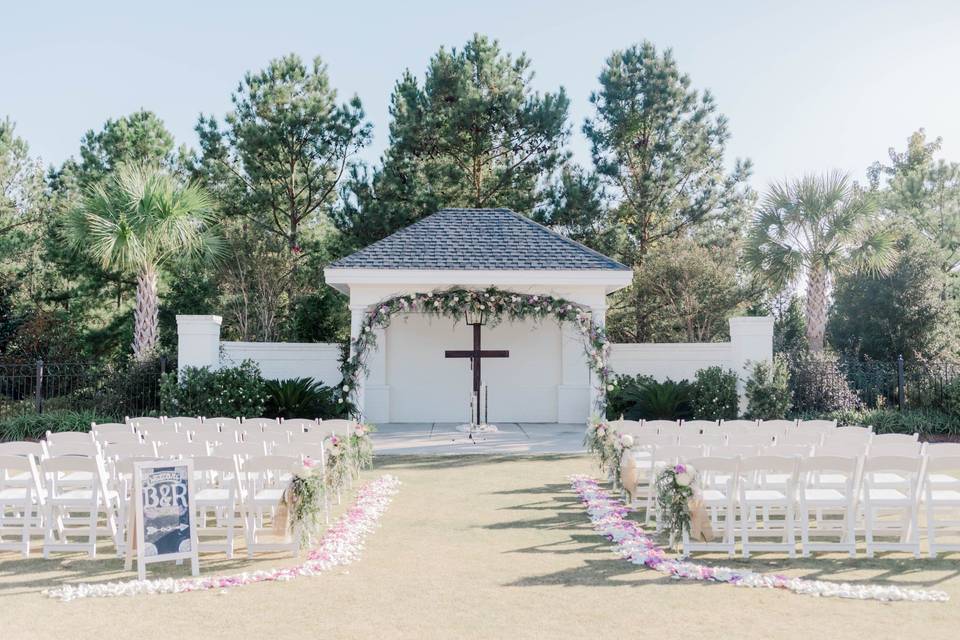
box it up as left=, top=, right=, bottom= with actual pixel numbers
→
left=489, top=480, right=960, bottom=591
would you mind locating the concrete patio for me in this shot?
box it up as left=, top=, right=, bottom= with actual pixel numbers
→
left=371, top=422, right=586, bottom=455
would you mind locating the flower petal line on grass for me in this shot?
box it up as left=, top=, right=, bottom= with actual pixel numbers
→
left=44, top=474, right=401, bottom=602
left=569, top=474, right=948, bottom=603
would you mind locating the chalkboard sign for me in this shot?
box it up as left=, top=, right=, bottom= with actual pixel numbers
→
left=124, top=459, right=200, bottom=580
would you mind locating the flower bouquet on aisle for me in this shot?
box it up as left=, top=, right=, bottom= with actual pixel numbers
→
left=654, top=463, right=697, bottom=550
left=349, top=422, right=376, bottom=475
left=325, top=434, right=351, bottom=492
left=583, top=418, right=617, bottom=476
left=275, top=456, right=325, bottom=545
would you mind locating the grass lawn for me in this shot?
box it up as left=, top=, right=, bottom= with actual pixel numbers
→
left=1, top=454, right=958, bottom=639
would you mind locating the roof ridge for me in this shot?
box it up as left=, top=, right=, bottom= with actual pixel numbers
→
left=328, top=206, right=631, bottom=271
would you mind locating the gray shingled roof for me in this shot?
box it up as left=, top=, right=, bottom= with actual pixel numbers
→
left=329, top=208, right=629, bottom=271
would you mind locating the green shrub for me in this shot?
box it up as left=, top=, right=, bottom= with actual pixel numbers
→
left=690, top=366, right=739, bottom=419
left=44, top=358, right=165, bottom=420
left=823, top=407, right=960, bottom=436
left=264, top=377, right=345, bottom=419
left=161, top=360, right=267, bottom=418
left=606, top=374, right=655, bottom=419
left=0, top=410, right=107, bottom=442
left=787, top=352, right=862, bottom=414
left=744, top=356, right=791, bottom=419
left=944, top=378, right=960, bottom=418
left=633, top=379, right=692, bottom=420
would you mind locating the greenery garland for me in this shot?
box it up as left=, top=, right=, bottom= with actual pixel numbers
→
left=654, top=463, right=696, bottom=548
left=325, top=435, right=351, bottom=493
left=349, top=423, right=376, bottom=474
left=335, top=287, right=612, bottom=417
left=584, top=418, right=634, bottom=479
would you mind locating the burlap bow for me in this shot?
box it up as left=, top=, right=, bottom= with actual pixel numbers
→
left=687, top=492, right=715, bottom=542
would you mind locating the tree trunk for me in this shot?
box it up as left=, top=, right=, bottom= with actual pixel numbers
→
left=133, top=267, right=160, bottom=361
left=805, top=264, right=829, bottom=352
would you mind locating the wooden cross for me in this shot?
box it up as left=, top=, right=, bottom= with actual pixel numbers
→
left=445, top=324, right=509, bottom=424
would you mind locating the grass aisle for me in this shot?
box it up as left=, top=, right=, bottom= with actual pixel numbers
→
left=1, top=455, right=958, bottom=639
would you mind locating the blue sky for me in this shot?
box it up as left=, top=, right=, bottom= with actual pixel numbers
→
left=3, top=0, right=959, bottom=190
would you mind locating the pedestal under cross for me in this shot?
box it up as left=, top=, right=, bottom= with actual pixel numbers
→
left=445, top=320, right=509, bottom=425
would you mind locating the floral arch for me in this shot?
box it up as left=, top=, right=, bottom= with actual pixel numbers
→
left=335, top=287, right=612, bottom=419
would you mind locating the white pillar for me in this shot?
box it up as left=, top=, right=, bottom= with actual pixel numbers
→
left=587, top=304, right=608, bottom=419
left=349, top=305, right=368, bottom=420
left=729, top=316, right=775, bottom=410
left=175, top=315, right=222, bottom=373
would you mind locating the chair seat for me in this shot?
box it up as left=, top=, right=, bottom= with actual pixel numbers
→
left=929, top=474, right=960, bottom=485
left=871, top=472, right=908, bottom=484
left=929, top=490, right=960, bottom=502
left=195, top=488, right=231, bottom=502
left=701, top=489, right=731, bottom=502
left=865, top=488, right=909, bottom=502
left=0, top=487, right=33, bottom=501
left=764, top=473, right=792, bottom=485
left=253, top=488, right=284, bottom=502
left=743, top=489, right=787, bottom=502
left=802, top=488, right=846, bottom=502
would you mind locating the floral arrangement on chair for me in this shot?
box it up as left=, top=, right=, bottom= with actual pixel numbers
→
left=276, top=456, right=325, bottom=544
left=325, top=434, right=351, bottom=492
left=349, top=423, right=376, bottom=474
left=584, top=419, right=634, bottom=481
left=654, top=462, right=696, bottom=548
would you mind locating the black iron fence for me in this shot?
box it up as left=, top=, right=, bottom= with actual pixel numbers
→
left=0, top=358, right=170, bottom=420
left=788, top=354, right=960, bottom=413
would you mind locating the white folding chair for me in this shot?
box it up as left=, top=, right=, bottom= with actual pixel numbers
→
left=92, top=430, right=142, bottom=446
left=737, top=456, right=799, bottom=558
left=126, top=416, right=166, bottom=431
left=240, top=455, right=301, bottom=557
left=190, top=455, right=241, bottom=558
left=46, top=431, right=97, bottom=451
left=681, top=456, right=739, bottom=557
left=169, top=416, right=203, bottom=432
left=721, top=419, right=759, bottom=430
left=871, top=433, right=919, bottom=445
left=0, top=454, right=44, bottom=556
left=243, top=417, right=283, bottom=431
left=708, top=444, right=760, bottom=458
left=318, top=419, right=355, bottom=437
left=41, top=456, right=118, bottom=558
left=210, top=440, right=267, bottom=461
left=924, top=455, right=960, bottom=558
left=779, top=431, right=822, bottom=448
left=0, top=442, right=48, bottom=487
left=91, top=422, right=133, bottom=436
left=861, top=456, right=923, bottom=558
left=759, top=419, right=797, bottom=432
left=762, top=443, right=812, bottom=458
left=283, top=418, right=319, bottom=433
left=680, top=420, right=718, bottom=433
left=241, top=430, right=285, bottom=453
left=643, top=419, right=680, bottom=434
left=798, top=456, right=859, bottom=557
left=678, top=433, right=726, bottom=448
left=613, top=420, right=645, bottom=436
left=727, top=433, right=776, bottom=448
left=797, top=419, right=837, bottom=434
left=156, top=439, right=210, bottom=459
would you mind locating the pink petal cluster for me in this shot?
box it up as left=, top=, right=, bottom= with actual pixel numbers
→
left=569, top=474, right=948, bottom=603
left=44, top=475, right=402, bottom=602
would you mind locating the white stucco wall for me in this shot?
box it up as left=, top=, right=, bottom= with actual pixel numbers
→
left=220, top=341, right=343, bottom=386
left=176, top=314, right=773, bottom=423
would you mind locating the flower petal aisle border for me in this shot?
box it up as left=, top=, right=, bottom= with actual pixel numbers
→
left=44, top=475, right=401, bottom=602
left=569, top=475, right=949, bottom=603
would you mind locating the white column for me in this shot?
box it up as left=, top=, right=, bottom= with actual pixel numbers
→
left=587, top=303, right=608, bottom=419
left=175, top=315, right=222, bottom=373
left=349, top=305, right=368, bottom=420
left=729, top=316, right=775, bottom=410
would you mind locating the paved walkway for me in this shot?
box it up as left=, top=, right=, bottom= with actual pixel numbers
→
left=372, top=422, right=586, bottom=455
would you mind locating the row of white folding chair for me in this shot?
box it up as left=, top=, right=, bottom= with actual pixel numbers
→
left=614, top=419, right=840, bottom=439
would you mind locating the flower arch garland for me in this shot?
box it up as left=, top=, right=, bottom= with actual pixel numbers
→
left=335, top=287, right=612, bottom=419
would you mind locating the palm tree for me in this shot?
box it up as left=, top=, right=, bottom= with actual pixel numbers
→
left=745, top=171, right=896, bottom=352
left=67, top=165, right=224, bottom=361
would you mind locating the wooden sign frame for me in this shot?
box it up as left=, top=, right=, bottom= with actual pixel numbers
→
left=124, top=459, right=200, bottom=580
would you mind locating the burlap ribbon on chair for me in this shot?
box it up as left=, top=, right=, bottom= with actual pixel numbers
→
left=272, top=483, right=296, bottom=536
left=619, top=454, right=638, bottom=502
left=687, top=493, right=714, bottom=542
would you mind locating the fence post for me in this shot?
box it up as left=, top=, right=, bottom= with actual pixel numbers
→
left=897, top=354, right=905, bottom=410
left=34, top=359, right=44, bottom=414
left=160, top=355, right=167, bottom=375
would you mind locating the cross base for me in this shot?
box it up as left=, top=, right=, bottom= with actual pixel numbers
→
left=454, top=423, right=499, bottom=434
